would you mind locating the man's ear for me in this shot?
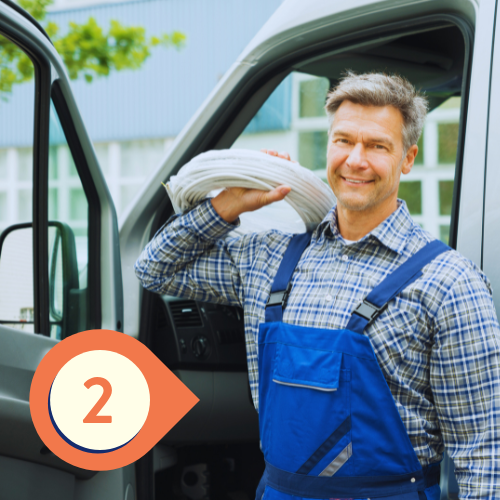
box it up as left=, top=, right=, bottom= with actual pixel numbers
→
left=402, top=144, right=419, bottom=175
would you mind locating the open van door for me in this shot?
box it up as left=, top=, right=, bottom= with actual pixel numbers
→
left=0, top=1, right=130, bottom=498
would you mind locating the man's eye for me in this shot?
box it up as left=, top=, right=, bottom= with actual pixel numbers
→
left=374, top=144, right=385, bottom=150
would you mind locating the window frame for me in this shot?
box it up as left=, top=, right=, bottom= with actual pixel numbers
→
left=0, top=23, right=102, bottom=336
left=0, top=19, right=52, bottom=335
left=50, top=81, right=102, bottom=334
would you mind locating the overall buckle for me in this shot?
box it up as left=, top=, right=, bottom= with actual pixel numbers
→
left=353, top=300, right=388, bottom=324
left=266, top=282, right=292, bottom=309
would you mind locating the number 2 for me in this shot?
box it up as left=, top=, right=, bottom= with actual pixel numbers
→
left=83, top=377, right=112, bottom=423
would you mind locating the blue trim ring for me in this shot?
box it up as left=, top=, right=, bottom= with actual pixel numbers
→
left=264, top=460, right=440, bottom=499
left=48, top=384, right=139, bottom=454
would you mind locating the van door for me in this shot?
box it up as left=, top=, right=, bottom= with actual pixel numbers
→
left=0, top=2, right=129, bottom=499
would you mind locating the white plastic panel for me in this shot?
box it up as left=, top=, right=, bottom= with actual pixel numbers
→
left=456, top=0, right=496, bottom=265
left=480, top=1, right=500, bottom=312
left=0, top=455, right=74, bottom=500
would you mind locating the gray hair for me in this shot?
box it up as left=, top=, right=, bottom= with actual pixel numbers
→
left=325, top=71, right=428, bottom=152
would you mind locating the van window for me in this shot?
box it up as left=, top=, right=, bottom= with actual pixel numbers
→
left=231, top=69, right=461, bottom=244
left=0, top=34, right=94, bottom=338
left=48, top=101, right=90, bottom=339
left=0, top=34, right=35, bottom=332
left=229, top=23, right=467, bottom=242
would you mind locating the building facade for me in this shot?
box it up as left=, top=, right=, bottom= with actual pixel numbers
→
left=0, top=0, right=459, bottom=274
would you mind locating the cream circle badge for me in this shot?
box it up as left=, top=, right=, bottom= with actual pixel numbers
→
left=48, top=350, right=150, bottom=453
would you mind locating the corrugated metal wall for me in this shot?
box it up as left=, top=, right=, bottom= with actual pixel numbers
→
left=0, top=82, right=35, bottom=148
left=0, top=0, right=286, bottom=148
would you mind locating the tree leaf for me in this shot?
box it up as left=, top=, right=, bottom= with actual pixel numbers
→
left=0, top=0, right=187, bottom=98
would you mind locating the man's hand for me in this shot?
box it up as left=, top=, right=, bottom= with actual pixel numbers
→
left=210, top=150, right=293, bottom=223
left=260, top=149, right=294, bottom=162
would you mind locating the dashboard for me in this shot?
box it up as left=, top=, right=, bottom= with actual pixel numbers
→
left=149, top=295, right=259, bottom=444
left=150, top=295, right=247, bottom=370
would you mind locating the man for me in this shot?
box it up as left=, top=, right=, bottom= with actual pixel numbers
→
left=135, top=72, right=500, bottom=499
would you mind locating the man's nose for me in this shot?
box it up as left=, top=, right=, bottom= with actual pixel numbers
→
left=346, top=143, right=368, bottom=169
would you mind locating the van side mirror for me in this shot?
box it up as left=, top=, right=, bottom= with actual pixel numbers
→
left=0, top=222, right=80, bottom=339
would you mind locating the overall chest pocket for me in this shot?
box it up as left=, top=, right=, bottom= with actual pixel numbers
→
left=266, top=344, right=351, bottom=474
left=273, top=344, right=341, bottom=391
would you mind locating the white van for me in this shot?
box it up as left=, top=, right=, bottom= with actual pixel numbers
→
left=0, top=0, right=492, bottom=498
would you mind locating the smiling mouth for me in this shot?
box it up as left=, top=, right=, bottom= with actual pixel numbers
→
left=342, top=177, right=373, bottom=185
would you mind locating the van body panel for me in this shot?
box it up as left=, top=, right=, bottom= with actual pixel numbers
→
left=238, top=0, right=476, bottom=65
left=456, top=0, right=496, bottom=267
left=480, top=0, right=500, bottom=312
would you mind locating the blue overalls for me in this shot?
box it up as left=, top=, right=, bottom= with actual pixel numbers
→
left=255, top=233, right=449, bottom=500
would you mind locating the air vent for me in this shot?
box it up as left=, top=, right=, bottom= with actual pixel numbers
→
left=216, top=329, right=243, bottom=345
left=169, top=301, right=203, bottom=328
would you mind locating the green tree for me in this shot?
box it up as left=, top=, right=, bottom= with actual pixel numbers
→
left=0, top=0, right=185, bottom=94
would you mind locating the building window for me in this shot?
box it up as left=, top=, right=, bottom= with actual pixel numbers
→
left=120, top=139, right=165, bottom=178
left=439, top=180, right=454, bottom=215
left=298, top=131, right=328, bottom=171
left=438, top=123, right=459, bottom=164
left=17, top=189, right=32, bottom=222
left=69, top=188, right=87, bottom=220
left=299, top=78, right=330, bottom=118
left=48, top=188, right=58, bottom=220
left=398, top=181, right=422, bottom=215
left=18, top=148, right=32, bottom=182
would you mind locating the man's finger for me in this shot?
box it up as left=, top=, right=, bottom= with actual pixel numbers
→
left=260, top=185, right=291, bottom=206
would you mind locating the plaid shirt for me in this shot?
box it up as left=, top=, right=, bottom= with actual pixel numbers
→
left=135, top=198, right=500, bottom=499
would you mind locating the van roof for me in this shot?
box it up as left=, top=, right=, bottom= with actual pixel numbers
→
left=237, top=0, right=477, bottom=65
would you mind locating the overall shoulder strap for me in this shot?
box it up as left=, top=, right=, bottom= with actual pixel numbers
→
left=346, top=239, right=450, bottom=334
left=265, top=232, right=312, bottom=323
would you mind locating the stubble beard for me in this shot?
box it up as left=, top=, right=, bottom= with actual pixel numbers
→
left=331, top=157, right=405, bottom=213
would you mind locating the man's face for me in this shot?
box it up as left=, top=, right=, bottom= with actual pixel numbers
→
left=326, top=100, right=417, bottom=215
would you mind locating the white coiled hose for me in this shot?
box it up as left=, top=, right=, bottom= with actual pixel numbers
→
left=165, top=149, right=336, bottom=234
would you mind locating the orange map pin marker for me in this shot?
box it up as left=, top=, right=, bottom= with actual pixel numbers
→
left=30, top=329, right=199, bottom=470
